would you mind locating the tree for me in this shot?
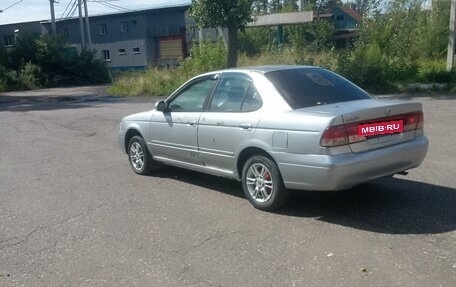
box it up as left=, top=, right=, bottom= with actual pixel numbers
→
left=287, top=20, right=335, bottom=52
left=190, top=0, right=254, bottom=68
left=346, top=0, right=375, bottom=15
left=306, top=0, right=343, bottom=14
left=8, top=32, right=40, bottom=70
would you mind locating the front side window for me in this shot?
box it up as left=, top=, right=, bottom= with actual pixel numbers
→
left=167, top=78, right=215, bottom=112
left=209, top=73, right=261, bottom=112
left=133, top=47, right=140, bottom=54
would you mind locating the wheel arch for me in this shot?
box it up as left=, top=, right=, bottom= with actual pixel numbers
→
left=236, top=146, right=277, bottom=180
left=124, top=128, right=144, bottom=154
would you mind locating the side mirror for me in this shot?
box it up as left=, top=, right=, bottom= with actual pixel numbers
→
left=155, top=100, right=167, bottom=112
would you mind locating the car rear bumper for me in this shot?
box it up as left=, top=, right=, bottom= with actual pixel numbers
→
left=273, top=136, right=429, bottom=191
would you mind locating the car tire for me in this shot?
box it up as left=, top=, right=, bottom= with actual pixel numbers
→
left=242, top=155, right=289, bottom=211
left=128, top=136, right=154, bottom=175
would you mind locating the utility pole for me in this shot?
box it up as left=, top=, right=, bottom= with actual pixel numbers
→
left=83, top=0, right=92, bottom=50
left=49, top=0, right=56, bottom=35
left=199, top=28, right=203, bottom=43
left=78, top=0, right=86, bottom=49
left=217, top=27, right=228, bottom=48
left=447, top=0, right=456, bottom=71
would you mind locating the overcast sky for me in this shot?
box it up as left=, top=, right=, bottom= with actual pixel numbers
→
left=0, top=0, right=191, bottom=25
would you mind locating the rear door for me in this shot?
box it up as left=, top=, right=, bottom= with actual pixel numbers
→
left=198, top=73, right=263, bottom=172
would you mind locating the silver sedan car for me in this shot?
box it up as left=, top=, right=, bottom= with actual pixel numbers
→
left=118, top=66, right=428, bottom=211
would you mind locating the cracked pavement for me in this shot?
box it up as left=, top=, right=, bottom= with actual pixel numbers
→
left=0, top=88, right=455, bottom=286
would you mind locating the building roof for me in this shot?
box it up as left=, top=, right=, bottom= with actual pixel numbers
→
left=313, top=6, right=362, bottom=23
left=248, top=11, right=314, bottom=27
left=337, top=6, right=362, bottom=22
left=40, top=3, right=190, bottom=24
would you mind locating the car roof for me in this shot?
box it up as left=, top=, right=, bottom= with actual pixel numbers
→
left=198, top=65, right=322, bottom=77
left=225, top=65, right=321, bottom=74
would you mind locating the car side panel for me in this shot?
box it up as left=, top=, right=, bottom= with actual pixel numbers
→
left=198, top=112, right=260, bottom=173
left=148, top=111, right=203, bottom=165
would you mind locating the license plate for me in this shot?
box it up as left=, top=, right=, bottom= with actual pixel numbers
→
left=357, top=120, right=404, bottom=137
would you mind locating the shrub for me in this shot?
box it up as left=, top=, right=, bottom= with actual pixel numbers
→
left=17, top=62, right=41, bottom=90
left=108, top=68, right=186, bottom=97
left=337, top=43, right=398, bottom=93
left=417, top=60, right=456, bottom=83
left=0, top=65, right=20, bottom=91
left=180, top=39, right=227, bottom=77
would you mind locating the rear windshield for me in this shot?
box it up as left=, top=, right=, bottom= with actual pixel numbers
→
left=265, top=68, right=371, bottom=109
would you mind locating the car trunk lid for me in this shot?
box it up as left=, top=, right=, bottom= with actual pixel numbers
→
left=301, top=99, right=424, bottom=153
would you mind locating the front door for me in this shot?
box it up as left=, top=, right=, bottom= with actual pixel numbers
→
left=148, top=76, right=216, bottom=165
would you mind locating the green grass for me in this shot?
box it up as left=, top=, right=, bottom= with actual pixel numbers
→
left=108, top=47, right=456, bottom=97
left=107, top=68, right=187, bottom=97
left=238, top=48, right=338, bottom=71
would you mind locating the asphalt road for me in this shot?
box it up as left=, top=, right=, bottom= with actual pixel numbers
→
left=0, top=88, right=455, bottom=287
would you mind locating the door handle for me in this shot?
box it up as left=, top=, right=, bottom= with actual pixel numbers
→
left=239, top=123, right=252, bottom=130
left=187, top=120, right=197, bottom=127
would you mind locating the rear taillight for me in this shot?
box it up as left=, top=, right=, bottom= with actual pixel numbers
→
left=404, top=112, right=420, bottom=131
left=416, top=111, right=424, bottom=130
left=344, top=123, right=367, bottom=144
left=321, top=124, right=366, bottom=147
left=321, top=111, right=424, bottom=147
left=320, top=125, right=349, bottom=147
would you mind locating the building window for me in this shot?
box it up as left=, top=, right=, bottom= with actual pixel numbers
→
left=62, top=27, right=69, bottom=38
left=3, top=35, right=14, bottom=47
left=120, top=21, right=129, bottom=33
left=133, top=47, right=140, bottom=55
left=336, top=15, right=344, bottom=21
left=118, top=48, right=126, bottom=55
left=101, top=50, right=110, bottom=61
left=335, top=39, right=346, bottom=49
left=99, top=23, right=107, bottom=35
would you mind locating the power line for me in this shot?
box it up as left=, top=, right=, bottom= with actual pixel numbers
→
left=66, top=2, right=78, bottom=19
left=97, top=1, right=133, bottom=12
left=59, top=0, right=75, bottom=21
left=60, top=0, right=78, bottom=21
left=1, top=0, right=24, bottom=12
left=91, top=0, right=134, bottom=13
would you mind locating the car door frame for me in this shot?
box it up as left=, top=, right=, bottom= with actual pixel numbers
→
left=197, top=72, right=263, bottom=175
left=147, top=73, right=219, bottom=165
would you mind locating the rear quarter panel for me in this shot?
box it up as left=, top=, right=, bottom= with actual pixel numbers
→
left=254, top=110, right=337, bottom=155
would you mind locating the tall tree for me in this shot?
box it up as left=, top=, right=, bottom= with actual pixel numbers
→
left=190, top=0, right=254, bottom=68
left=347, top=0, right=373, bottom=15
left=307, top=0, right=343, bottom=13
left=253, top=0, right=269, bottom=14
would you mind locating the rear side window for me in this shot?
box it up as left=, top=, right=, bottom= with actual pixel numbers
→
left=209, top=73, right=262, bottom=112
left=265, top=68, right=371, bottom=109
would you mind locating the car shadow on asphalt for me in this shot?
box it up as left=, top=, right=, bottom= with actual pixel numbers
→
left=153, top=166, right=245, bottom=199
left=282, top=178, right=456, bottom=235
left=153, top=166, right=456, bottom=235
left=0, top=95, right=124, bottom=112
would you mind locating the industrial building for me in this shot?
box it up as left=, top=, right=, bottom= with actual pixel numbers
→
left=1, top=4, right=361, bottom=69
